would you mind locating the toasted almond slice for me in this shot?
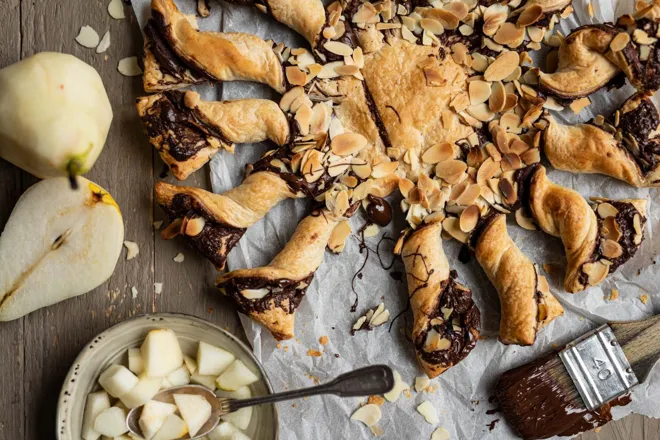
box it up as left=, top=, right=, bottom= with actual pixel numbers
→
left=569, top=97, right=591, bottom=114
left=340, top=175, right=358, bottom=188
left=597, top=203, right=619, bottom=218
left=302, top=150, right=324, bottom=183
left=498, top=178, right=517, bottom=205
left=331, top=132, right=368, bottom=156
left=324, top=41, right=354, bottom=56
left=600, top=239, right=623, bottom=259
left=446, top=1, right=469, bottom=19
left=633, top=214, right=643, bottom=244
left=494, top=22, right=525, bottom=46
left=467, top=103, right=495, bottom=122
left=352, top=162, right=372, bottom=180
left=521, top=148, right=541, bottom=165
left=504, top=65, right=522, bottom=82
left=399, top=178, right=415, bottom=198
left=509, top=139, right=530, bottom=155
left=485, top=143, right=502, bottom=161
left=456, top=184, right=481, bottom=206
left=442, top=217, right=468, bottom=243
left=328, top=220, right=351, bottom=253
left=484, top=51, right=519, bottom=82
left=280, top=87, right=304, bottom=112
left=310, top=103, right=329, bottom=135
left=422, top=143, right=454, bottom=164
left=450, top=92, right=471, bottom=112
left=317, top=61, right=343, bottom=79
left=472, top=52, right=489, bottom=72
left=286, top=66, right=307, bottom=86
left=477, top=157, right=499, bottom=184
left=501, top=152, right=522, bottom=172
left=517, top=5, right=544, bottom=27
left=584, top=261, right=609, bottom=286
left=469, top=80, right=492, bottom=105
left=435, top=160, right=467, bottom=184
left=601, top=217, right=622, bottom=241
left=335, top=64, right=361, bottom=76
left=423, top=9, right=460, bottom=29
left=610, top=32, right=631, bottom=52
left=295, top=103, right=313, bottom=136
left=489, top=81, right=506, bottom=113
left=633, top=29, right=657, bottom=45
left=515, top=209, right=537, bottom=230
left=372, top=161, right=399, bottom=179
left=420, top=18, right=445, bottom=35
left=459, top=205, right=480, bottom=232
left=351, top=404, right=382, bottom=427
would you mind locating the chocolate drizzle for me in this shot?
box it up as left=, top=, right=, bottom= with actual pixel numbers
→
left=366, top=195, right=393, bottom=226
left=496, top=350, right=632, bottom=439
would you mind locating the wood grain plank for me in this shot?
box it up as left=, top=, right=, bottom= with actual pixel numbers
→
left=0, top=1, right=25, bottom=438
left=15, top=1, right=155, bottom=438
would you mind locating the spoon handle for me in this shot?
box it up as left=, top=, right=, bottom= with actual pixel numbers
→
left=228, top=364, right=394, bottom=412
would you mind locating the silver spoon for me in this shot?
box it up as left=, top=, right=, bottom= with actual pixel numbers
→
left=126, top=364, right=394, bottom=439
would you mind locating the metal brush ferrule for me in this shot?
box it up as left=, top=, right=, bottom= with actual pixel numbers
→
left=559, top=324, right=638, bottom=410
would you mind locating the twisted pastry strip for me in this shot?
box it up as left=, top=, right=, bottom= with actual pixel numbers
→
left=543, top=93, right=660, bottom=187
left=137, top=91, right=290, bottom=180
left=217, top=208, right=349, bottom=340
left=155, top=171, right=301, bottom=270
left=518, top=165, right=647, bottom=293
left=150, top=0, right=287, bottom=93
left=401, top=222, right=480, bottom=378
left=470, top=213, right=563, bottom=346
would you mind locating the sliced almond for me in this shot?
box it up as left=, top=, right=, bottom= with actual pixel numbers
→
left=633, top=214, right=642, bottom=245
left=459, top=205, right=480, bottom=232
left=610, top=32, right=631, bottom=52
left=420, top=18, right=445, bottom=35
left=324, top=41, right=353, bottom=56
left=494, top=22, right=525, bottom=46
left=601, top=216, right=622, bottom=241
left=302, top=150, right=324, bottom=183
left=399, top=178, right=415, bottom=198
left=124, top=241, right=139, bottom=260
left=515, top=209, right=537, bottom=230
left=477, top=157, right=499, bottom=184
left=310, top=104, right=329, bottom=135
left=286, top=66, right=307, bottom=87
left=184, top=216, right=206, bottom=236
left=317, top=61, right=343, bottom=79
left=352, top=162, right=372, bottom=180
left=456, top=184, right=481, bottom=206
left=488, top=81, right=506, bottom=112
left=372, top=161, right=399, bottom=178
left=117, top=57, right=142, bottom=76
left=423, top=9, right=459, bottom=30
left=335, top=64, right=360, bottom=76
left=328, top=220, right=351, bottom=253
left=521, top=148, right=541, bottom=164
left=331, top=132, right=368, bottom=156
left=469, top=80, right=492, bottom=105
left=509, top=139, right=529, bottom=155
left=422, top=143, right=454, bottom=164
left=498, top=178, right=517, bottom=205
left=569, top=97, right=591, bottom=114
left=600, top=239, right=623, bottom=259
left=584, top=261, right=609, bottom=286
left=280, top=87, right=304, bottom=112
left=442, top=217, right=468, bottom=243
left=435, top=160, right=467, bottom=184
left=517, top=5, right=543, bottom=27
left=467, top=103, right=495, bottom=122
left=351, top=404, right=382, bottom=427
left=295, top=103, right=313, bottom=136
left=75, top=25, right=100, bottom=48
left=340, top=175, right=359, bottom=188
left=446, top=1, right=469, bottom=20
left=597, top=203, right=619, bottom=219
left=501, top=152, right=522, bottom=172
left=484, top=51, right=519, bottom=82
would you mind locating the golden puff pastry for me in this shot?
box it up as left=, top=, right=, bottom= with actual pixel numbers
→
left=543, top=93, right=660, bottom=187
left=151, top=0, right=287, bottom=93
left=136, top=91, right=290, bottom=180
left=470, top=213, right=563, bottom=346
left=518, top=165, right=647, bottom=292
left=401, top=222, right=480, bottom=378
left=217, top=208, right=350, bottom=340
left=154, top=172, right=302, bottom=269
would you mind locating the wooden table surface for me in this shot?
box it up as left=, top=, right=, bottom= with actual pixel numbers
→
left=0, top=1, right=657, bottom=439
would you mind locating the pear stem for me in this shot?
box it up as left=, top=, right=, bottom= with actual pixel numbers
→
left=67, top=160, right=81, bottom=190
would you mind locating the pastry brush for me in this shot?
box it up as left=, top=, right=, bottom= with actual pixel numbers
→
left=495, top=315, right=660, bottom=439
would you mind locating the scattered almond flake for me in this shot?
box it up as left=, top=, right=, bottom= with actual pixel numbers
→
left=319, top=336, right=329, bottom=346
left=640, top=294, right=649, bottom=304
left=370, top=426, right=383, bottom=436
left=131, top=286, right=138, bottom=299
left=350, top=404, right=382, bottom=427
left=363, top=223, right=380, bottom=237
left=609, top=289, right=619, bottom=301
left=569, top=97, right=591, bottom=114
left=384, top=370, right=408, bottom=402
left=417, top=401, right=439, bottom=424
left=154, top=282, right=163, bottom=295
left=96, top=31, right=111, bottom=54
left=367, top=395, right=385, bottom=406
left=431, top=427, right=450, bottom=440
left=153, top=220, right=163, bottom=230
left=403, top=389, right=413, bottom=398
left=123, top=240, right=139, bottom=260
left=75, top=25, right=100, bottom=48
left=108, top=0, right=126, bottom=19
left=173, top=252, right=185, bottom=263
left=117, top=56, right=142, bottom=77
left=415, top=376, right=431, bottom=392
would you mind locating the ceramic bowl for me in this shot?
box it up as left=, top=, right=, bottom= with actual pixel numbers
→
left=56, top=313, right=278, bottom=439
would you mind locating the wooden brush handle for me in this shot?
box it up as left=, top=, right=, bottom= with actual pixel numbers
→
left=610, top=314, right=660, bottom=382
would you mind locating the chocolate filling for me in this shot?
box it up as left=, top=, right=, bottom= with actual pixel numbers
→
left=218, top=273, right=314, bottom=315
left=496, top=349, right=632, bottom=439
left=414, top=271, right=481, bottom=366
left=468, top=210, right=500, bottom=250
left=144, top=19, right=205, bottom=82
left=161, top=194, right=246, bottom=270
left=366, top=195, right=393, bottom=226
left=140, top=91, right=228, bottom=161
left=618, top=96, right=660, bottom=174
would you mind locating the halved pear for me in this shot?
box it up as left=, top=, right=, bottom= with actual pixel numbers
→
left=217, top=386, right=252, bottom=430
left=216, top=360, right=259, bottom=392
left=173, top=394, right=212, bottom=437
left=0, top=177, right=123, bottom=321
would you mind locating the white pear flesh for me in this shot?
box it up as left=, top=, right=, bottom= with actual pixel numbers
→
left=190, top=373, right=218, bottom=391
left=207, top=422, right=251, bottom=440
left=0, top=177, right=123, bottom=321
left=217, top=386, right=252, bottom=430
left=141, top=329, right=183, bottom=377
left=173, top=394, right=212, bottom=437
left=98, top=365, right=139, bottom=398
left=216, top=360, right=259, bottom=392
left=167, top=366, right=191, bottom=387
left=0, top=52, right=112, bottom=179
left=196, top=342, right=235, bottom=376
left=82, top=391, right=111, bottom=440
left=152, top=414, right=188, bottom=440
left=183, top=355, right=197, bottom=374
left=94, top=406, right=128, bottom=437
left=139, top=400, right=177, bottom=440
left=128, top=348, right=144, bottom=375
left=119, top=375, right=163, bottom=409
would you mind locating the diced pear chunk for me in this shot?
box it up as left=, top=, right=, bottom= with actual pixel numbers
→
left=119, top=375, right=163, bottom=409
left=141, top=329, right=183, bottom=377
left=152, top=414, right=188, bottom=440
left=82, top=391, right=111, bottom=440
left=217, top=386, right=252, bottom=430
left=94, top=406, right=128, bottom=437
left=99, top=364, right=139, bottom=398
left=196, top=342, right=234, bottom=376
left=190, top=373, right=217, bottom=390
left=173, top=394, right=212, bottom=437
left=139, top=400, right=177, bottom=440
left=167, top=366, right=191, bottom=387
left=183, top=355, right=197, bottom=374
left=128, top=348, right=144, bottom=375
left=216, top=360, right=259, bottom=392
left=207, top=421, right=251, bottom=440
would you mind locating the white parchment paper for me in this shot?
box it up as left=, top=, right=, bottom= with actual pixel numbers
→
left=133, top=1, right=660, bottom=438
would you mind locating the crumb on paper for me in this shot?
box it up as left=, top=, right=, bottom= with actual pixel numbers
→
left=307, top=349, right=323, bottom=357
left=291, top=404, right=296, bottom=408
left=283, top=346, right=289, bottom=352
left=640, top=294, right=649, bottom=304
left=123, top=240, right=139, bottom=260
left=276, top=343, right=282, bottom=349
left=609, top=289, right=619, bottom=301
left=431, top=427, right=450, bottom=440
left=131, top=286, right=138, bottom=299
left=363, top=223, right=380, bottom=238
left=154, top=282, right=163, bottom=295
left=153, top=220, right=163, bottom=229
left=306, top=373, right=321, bottom=384
left=569, top=97, right=591, bottom=114
left=594, top=427, right=602, bottom=433
left=173, top=252, right=185, bottom=263
left=319, top=336, right=329, bottom=345
left=403, top=389, right=412, bottom=398
left=415, top=375, right=431, bottom=393
left=367, top=395, right=385, bottom=406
